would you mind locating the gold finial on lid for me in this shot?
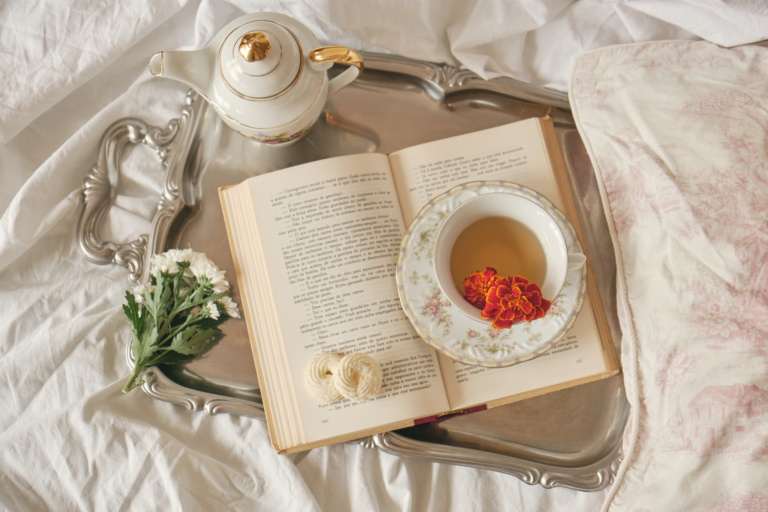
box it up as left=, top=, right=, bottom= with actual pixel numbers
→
left=239, top=32, right=271, bottom=62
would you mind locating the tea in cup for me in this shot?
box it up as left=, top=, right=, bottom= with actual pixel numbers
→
left=433, top=192, right=586, bottom=323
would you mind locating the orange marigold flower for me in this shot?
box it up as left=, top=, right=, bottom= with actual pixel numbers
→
left=463, top=267, right=498, bottom=309
left=481, top=276, right=552, bottom=329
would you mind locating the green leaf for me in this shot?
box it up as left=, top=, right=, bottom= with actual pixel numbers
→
left=144, top=276, right=159, bottom=320
left=194, top=316, right=222, bottom=331
left=146, top=272, right=172, bottom=321
left=139, top=326, right=159, bottom=361
left=159, top=282, right=172, bottom=312
left=169, top=327, right=196, bottom=354
left=125, top=291, right=148, bottom=365
left=124, top=324, right=159, bottom=394
left=148, top=351, right=194, bottom=366
left=169, top=327, right=218, bottom=356
left=187, top=328, right=218, bottom=350
left=172, top=267, right=187, bottom=301
left=130, top=329, right=141, bottom=361
left=122, top=291, right=144, bottom=333
left=174, top=285, right=226, bottom=313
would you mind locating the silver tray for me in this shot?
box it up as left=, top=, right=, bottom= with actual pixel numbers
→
left=77, top=52, right=627, bottom=491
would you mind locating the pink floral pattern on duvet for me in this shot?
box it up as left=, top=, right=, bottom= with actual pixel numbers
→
left=571, top=41, right=768, bottom=511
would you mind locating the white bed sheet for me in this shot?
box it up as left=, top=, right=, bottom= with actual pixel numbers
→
left=2, top=1, right=768, bottom=510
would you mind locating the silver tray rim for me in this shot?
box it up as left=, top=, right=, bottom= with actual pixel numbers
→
left=76, top=51, right=623, bottom=492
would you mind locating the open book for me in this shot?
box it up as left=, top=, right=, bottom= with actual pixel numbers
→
left=220, top=117, right=620, bottom=454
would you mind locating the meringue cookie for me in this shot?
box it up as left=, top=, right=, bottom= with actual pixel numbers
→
left=333, top=353, right=383, bottom=403
left=305, top=353, right=344, bottom=403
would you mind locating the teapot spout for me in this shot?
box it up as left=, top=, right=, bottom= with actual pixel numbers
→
left=149, top=50, right=212, bottom=96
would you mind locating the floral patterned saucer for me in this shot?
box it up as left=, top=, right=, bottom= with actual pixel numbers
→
left=396, top=181, right=588, bottom=368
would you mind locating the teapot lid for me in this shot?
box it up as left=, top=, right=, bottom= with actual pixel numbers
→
left=219, top=20, right=303, bottom=99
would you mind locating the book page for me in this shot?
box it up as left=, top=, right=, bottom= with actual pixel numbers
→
left=388, top=118, right=611, bottom=411
left=390, top=118, right=557, bottom=226
left=245, top=154, right=449, bottom=445
left=439, top=300, right=607, bottom=410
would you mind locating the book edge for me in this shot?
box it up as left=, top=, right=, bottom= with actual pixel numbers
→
left=277, top=417, right=415, bottom=455
left=219, top=184, right=282, bottom=452
left=279, top=365, right=621, bottom=454
left=538, top=116, right=621, bottom=373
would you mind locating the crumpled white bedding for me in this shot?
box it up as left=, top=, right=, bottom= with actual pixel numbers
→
left=2, top=1, right=768, bottom=510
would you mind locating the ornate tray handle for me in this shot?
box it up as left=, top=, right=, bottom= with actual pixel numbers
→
left=76, top=91, right=201, bottom=283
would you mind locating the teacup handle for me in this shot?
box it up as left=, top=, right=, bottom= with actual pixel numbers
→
left=568, top=252, right=587, bottom=271
left=309, top=46, right=364, bottom=98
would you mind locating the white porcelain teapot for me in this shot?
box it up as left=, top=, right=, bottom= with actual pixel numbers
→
left=149, top=12, right=363, bottom=145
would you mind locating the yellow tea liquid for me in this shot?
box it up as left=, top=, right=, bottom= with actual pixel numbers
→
left=450, top=216, right=547, bottom=294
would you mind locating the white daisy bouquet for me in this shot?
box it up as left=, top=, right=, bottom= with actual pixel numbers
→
left=122, top=249, right=240, bottom=394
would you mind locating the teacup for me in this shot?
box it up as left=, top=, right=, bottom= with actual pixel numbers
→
left=433, top=192, right=586, bottom=324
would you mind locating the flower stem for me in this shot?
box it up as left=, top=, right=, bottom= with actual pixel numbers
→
left=123, top=363, right=145, bottom=394
left=166, top=315, right=195, bottom=340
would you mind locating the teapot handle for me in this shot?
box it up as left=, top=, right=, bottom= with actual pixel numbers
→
left=309, top=46, right=364, bottom=99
